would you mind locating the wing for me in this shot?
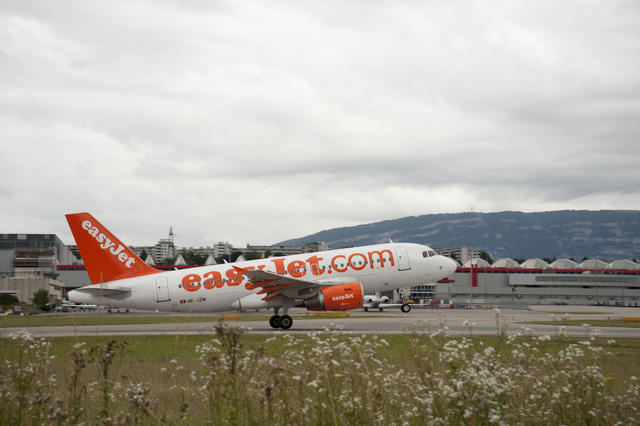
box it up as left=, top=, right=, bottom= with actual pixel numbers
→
left=235, top=266, right=346, bottom=302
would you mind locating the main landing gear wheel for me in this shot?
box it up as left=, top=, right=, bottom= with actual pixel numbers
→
left=269, top=315, right=282, bottom=329
left=280, top=315, right=293, bottom=329
left=268, top=314, right=293, bottom=329
left=401, top=303, right=411, bottom=313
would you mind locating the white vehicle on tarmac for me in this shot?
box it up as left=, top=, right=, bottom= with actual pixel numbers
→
left=56, top=300, right=98, bottom=312
left=362, top=295, right=412, bottom=313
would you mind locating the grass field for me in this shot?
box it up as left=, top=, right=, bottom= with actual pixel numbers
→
left=11, top=332, right=640, bottom=372
left=0, top=313, right=364, bottom=328
left=1, top=316, right=639, bottom=424
left=531, top=319, right=640, bottom=328
left=0, top=313, right=259, bottom=327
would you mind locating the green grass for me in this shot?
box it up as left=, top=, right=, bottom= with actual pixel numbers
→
left=3, top=333, right=639, bottom=373
left=0, top=334, right=402, bottom=363
left=0, top=313, right=363, bottom=327
left=530, top=319, right=640, bottom=328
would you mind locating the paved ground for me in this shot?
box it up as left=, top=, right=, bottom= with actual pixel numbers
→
left=2, top=305, right=640, bottom=338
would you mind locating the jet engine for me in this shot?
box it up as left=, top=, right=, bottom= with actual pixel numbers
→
left=305, top=282, right=364, bottom=311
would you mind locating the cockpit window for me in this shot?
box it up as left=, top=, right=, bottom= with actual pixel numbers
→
left=428, top=250, right=436, bottom=257
left=422, top=251, right=428, bottom=258
left=423, top=250, right=437, bottom=258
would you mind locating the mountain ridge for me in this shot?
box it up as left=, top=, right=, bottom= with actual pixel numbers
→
left=277, top=210, right=640, bottom=261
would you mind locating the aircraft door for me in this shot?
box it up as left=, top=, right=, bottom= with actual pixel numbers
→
left=155, top=277, right=170, bottom=302
left=370, top=254, right=381, bottom=271
left=395, top=246, right=411, bottom=271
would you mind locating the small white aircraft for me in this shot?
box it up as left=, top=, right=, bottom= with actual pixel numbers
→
left=362, top=295, right=412, bottom=313
left=67, top=213, right=457, bottom=329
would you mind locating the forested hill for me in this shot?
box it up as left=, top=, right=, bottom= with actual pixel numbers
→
left=277, top=210, right=640, bottom=261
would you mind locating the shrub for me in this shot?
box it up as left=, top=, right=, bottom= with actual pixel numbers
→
left=32, top=289, right=50, bottom=311
left=0, top=293, right=19, bottom=310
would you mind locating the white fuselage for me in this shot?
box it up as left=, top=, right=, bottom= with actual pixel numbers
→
left=69, top=242, right=456, bottom=312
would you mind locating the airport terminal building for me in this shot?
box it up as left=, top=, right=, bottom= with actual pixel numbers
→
left=0, top=234, right=80, bottom=303
left=430, top=258, right=640, bottom=307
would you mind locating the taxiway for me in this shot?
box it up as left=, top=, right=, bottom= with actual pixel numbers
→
left=2, top=305, right=639, bottom=338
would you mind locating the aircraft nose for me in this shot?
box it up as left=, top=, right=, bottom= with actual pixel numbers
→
left=443, top=257, right=457, bottom=275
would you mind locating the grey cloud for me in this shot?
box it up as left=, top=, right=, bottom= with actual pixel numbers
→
left=1, top=0, right=639, bottom=246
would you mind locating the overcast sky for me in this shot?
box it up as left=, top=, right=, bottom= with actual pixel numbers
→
left=1, top=1, right=639, bottom=248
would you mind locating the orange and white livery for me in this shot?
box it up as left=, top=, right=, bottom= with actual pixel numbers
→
left=67, top=212, right=457, bottom=329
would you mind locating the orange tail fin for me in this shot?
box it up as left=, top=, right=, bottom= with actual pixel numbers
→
left=66, top=212, right=159, bottom=284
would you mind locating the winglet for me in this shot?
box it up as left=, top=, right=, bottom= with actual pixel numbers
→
left=65, top=212, right=159, bottom=284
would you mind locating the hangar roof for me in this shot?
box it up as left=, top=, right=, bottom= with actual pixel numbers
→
left=579, top=259, right=608, bottom=269
left=520, top=258, right=550, bottom=268
left=608, top=259, right=639, bottom=270
left=549, top=258, right=579, bottom=269
left=492, top=258, right=520, bottom=268
left=462, top=258, right=491, bottom=267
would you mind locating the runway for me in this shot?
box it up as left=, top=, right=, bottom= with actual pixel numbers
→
left=2, top=305, right=640, bottom=338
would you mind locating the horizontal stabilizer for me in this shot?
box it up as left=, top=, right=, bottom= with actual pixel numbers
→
left=73, top=286, right=131, bottom=296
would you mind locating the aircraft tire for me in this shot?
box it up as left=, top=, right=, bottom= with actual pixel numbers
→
left=280, top=315, right=293, bottom=329
left=401, top=303, right=411, bottom=313
left=269, top=315, right=282, bottom=329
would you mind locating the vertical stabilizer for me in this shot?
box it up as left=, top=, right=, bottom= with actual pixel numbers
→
left=65, top=212, right=159, bottom=284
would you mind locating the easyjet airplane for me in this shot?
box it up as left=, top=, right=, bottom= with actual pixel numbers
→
left=67, top=213, right=457, bottom=329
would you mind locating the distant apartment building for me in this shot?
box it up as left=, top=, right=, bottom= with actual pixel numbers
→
left=162, top=241, right=332, bottom=262
left=436, top=246, right=481, bottom=265
left=242, top=242, right=330, bottom=257
left=179, top=246, right=217, bottom=257
left=303, top=242, right=330, bottom=253
left=152, top=239, right=175, bottom=264
left=213, top=242, right=233, bottom=258
left=131, top=239, right=176, bottom=265
left=244, top=244, right=302, bottom=256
